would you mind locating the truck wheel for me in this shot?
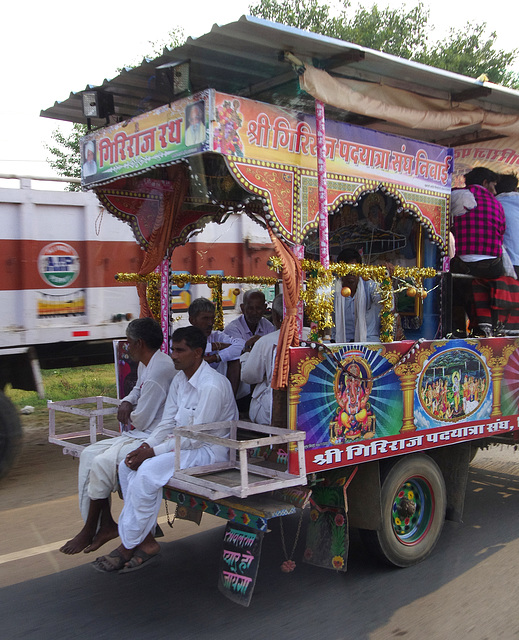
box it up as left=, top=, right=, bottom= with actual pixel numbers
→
left=0, top=391, right=23, bottom=480
left=360, top=454, right=446, bottom=567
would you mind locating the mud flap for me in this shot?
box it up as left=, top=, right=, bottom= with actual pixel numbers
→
left=303, top=485, right=348, bottom=572
left=218, top=522, right=264, bottom=606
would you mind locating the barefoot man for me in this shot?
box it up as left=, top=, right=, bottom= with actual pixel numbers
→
left=60, top=318, right=176, bottom=555
left=92, top=325, right=238, bottom=572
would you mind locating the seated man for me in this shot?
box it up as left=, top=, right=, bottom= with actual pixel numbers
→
left=333, top=248, right=383, bottom=343
left=226, top=289, right=275, bottom=412
left=225, top=289, right=275, bottom=351
left=241, top=294, right=283, bottom=425
left=91, top=325, right=238, bottom=572
left=60, top=318, right=176, bottom=555
left=188, top=297, right=244, bottom=394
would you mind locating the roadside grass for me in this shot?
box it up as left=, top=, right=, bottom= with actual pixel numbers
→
left=5, top=364, right=118, bottom=420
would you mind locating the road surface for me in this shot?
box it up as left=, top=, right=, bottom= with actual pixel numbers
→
left=1, top=415, right=518, bottom=639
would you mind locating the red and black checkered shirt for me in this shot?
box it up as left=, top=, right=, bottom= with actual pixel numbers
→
left=452, top=185, right=506, bottom=257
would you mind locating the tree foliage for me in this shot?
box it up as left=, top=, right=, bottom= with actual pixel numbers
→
left=47, top=3, right=519, bottom=180
left=249, top=0, right=519, bottom=87
left=416, top=22, right=518, bottom=86
left=47, top=29, right=185, bottom=181
left=45, top=123, right=87, bottom=191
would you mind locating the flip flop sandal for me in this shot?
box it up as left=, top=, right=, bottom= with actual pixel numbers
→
left=91, top=549, right=128, bottom=573
left=119, top=548, right=161, bottom=573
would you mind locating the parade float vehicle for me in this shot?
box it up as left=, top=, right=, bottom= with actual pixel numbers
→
left=42, top=16, right=519, bottom=604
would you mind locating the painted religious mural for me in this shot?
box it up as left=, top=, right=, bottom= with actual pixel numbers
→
left=288, top=337, right=519, bottom=474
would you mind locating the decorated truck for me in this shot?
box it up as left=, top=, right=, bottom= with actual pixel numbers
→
left=42, top=17, right=519, bottom=605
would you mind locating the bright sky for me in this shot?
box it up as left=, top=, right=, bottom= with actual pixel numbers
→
left=1, top=0, right=517, bottom=182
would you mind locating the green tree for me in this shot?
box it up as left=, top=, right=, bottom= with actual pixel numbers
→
left=45, top=123, right=87, bottom=191
left=249, top=0, right=519, bottom=87
left=47, top=28, right=185, bottom=181
left=416, top=22, right=519, bottom=87
left=329, top=3, right=430, bottom=61
left=247, top=0, right=334, bottom=33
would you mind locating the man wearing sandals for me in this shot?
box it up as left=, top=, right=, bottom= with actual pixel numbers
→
left=60, top=317, right=175, bottom=555
left=92, top=325, right=238, bottom=572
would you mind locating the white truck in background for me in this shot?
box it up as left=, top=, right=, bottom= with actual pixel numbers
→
left=0, top=176, right=142, bottom=477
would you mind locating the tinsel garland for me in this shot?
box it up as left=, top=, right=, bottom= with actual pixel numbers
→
left=170, top=274, right=279, bottom=330
left=115, top=272, right=161, bottom=320
left=117, top=272, right=279, bottom=330
left=118, top=260, right=437, bottom=341
left=268, top=257, right=437, bottom=342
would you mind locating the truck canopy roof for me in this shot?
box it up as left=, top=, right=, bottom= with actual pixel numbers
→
left=40, top=15, right=519, bottom=150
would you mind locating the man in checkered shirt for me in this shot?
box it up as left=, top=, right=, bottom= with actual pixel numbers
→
left=450, top=167, right=506, bottom=335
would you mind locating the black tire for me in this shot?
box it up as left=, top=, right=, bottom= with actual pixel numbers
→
left=360, top=454, right=446, bottom=568
left=0, top=391, right=23, bottom=480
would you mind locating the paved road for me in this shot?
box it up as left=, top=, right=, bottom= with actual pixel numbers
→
left=1, top=429, right=519, bottom=640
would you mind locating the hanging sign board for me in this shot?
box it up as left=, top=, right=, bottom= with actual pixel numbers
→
left=218, top=522, right=264, bottom=607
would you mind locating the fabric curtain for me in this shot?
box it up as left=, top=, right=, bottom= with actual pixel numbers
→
left=136, top=164, right=189, bottom=317
left=300, top=65, right=519, bottom=137
left=268, top=229, right=302, bottom=389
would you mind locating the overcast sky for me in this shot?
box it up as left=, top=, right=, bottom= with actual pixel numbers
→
left=1, top=0, right=517, bottom=182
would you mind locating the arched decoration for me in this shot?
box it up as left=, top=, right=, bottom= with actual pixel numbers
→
left=299, top=176, right=448, bottom=255
left=226, top=157, right=299, bottom=242
left=94, top=169, right=229, bottom=252
left=224, top=159, right=449, bottom=255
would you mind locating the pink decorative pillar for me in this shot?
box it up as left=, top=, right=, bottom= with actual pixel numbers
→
left=315, top=100, right=330, bottom=269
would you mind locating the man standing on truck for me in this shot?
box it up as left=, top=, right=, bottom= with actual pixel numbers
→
left=450, top=167, right=506, bottom=335
left=60, top=318, right=176, bottom=555
left=333, top=248, right=384, bottom=343
left=91, top=325, right=238, bottom=572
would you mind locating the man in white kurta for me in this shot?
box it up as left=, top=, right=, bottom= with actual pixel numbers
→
left=332, top=248, right=383, bottom=343
left=240, top=294, right=283, bottom=425
left=225, top=289, right=275, bottom=348
left=189, top=297, right=244, bottom=395
left=226, top=289, right=275, bottom=409
left=60, top=318, right=176, bottom=555
left=92, top=325, right=238, bottom=572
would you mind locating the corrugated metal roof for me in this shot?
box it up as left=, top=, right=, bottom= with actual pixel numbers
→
left=40, top=15, right=519, bottom=146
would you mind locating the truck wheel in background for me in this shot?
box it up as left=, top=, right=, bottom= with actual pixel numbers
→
left=0, top=391, right=22, bottom=480
left=360, top=454, right=446, bottom=567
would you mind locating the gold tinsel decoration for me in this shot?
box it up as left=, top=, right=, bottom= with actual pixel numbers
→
left=170, top=274, right=279, bottom=331
left=115, top=272, right=161, bottom=320
left=268, top=257, right=438, bottom=342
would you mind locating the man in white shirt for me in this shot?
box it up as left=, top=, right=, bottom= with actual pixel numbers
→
left=91, top=325, right=238, bottom=572
left=184, top=103, right=206, bottom=146
left=225, top=289, right=275, bottom=350
left=60, top=318, right=176, bottom=555
left=226, top=289, right=275, bottom=411
left=241, top=294, right=283, bottom=425
left=496, top=173, right=519, bottom=278
left=188, top=297, right=244, bottom=395
left=333, top=249, right=383, bottom=343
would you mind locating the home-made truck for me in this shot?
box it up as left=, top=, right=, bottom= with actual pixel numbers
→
left=42, top=16, right=519, bottom=605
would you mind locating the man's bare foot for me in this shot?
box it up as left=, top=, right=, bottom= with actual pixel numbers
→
left=83, top=524, right=119, bottom=553
left=60, top=530, right=95, bottom=555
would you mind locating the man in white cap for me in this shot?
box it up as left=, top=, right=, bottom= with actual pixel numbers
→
left=82, top=141, right=97, bottom=177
